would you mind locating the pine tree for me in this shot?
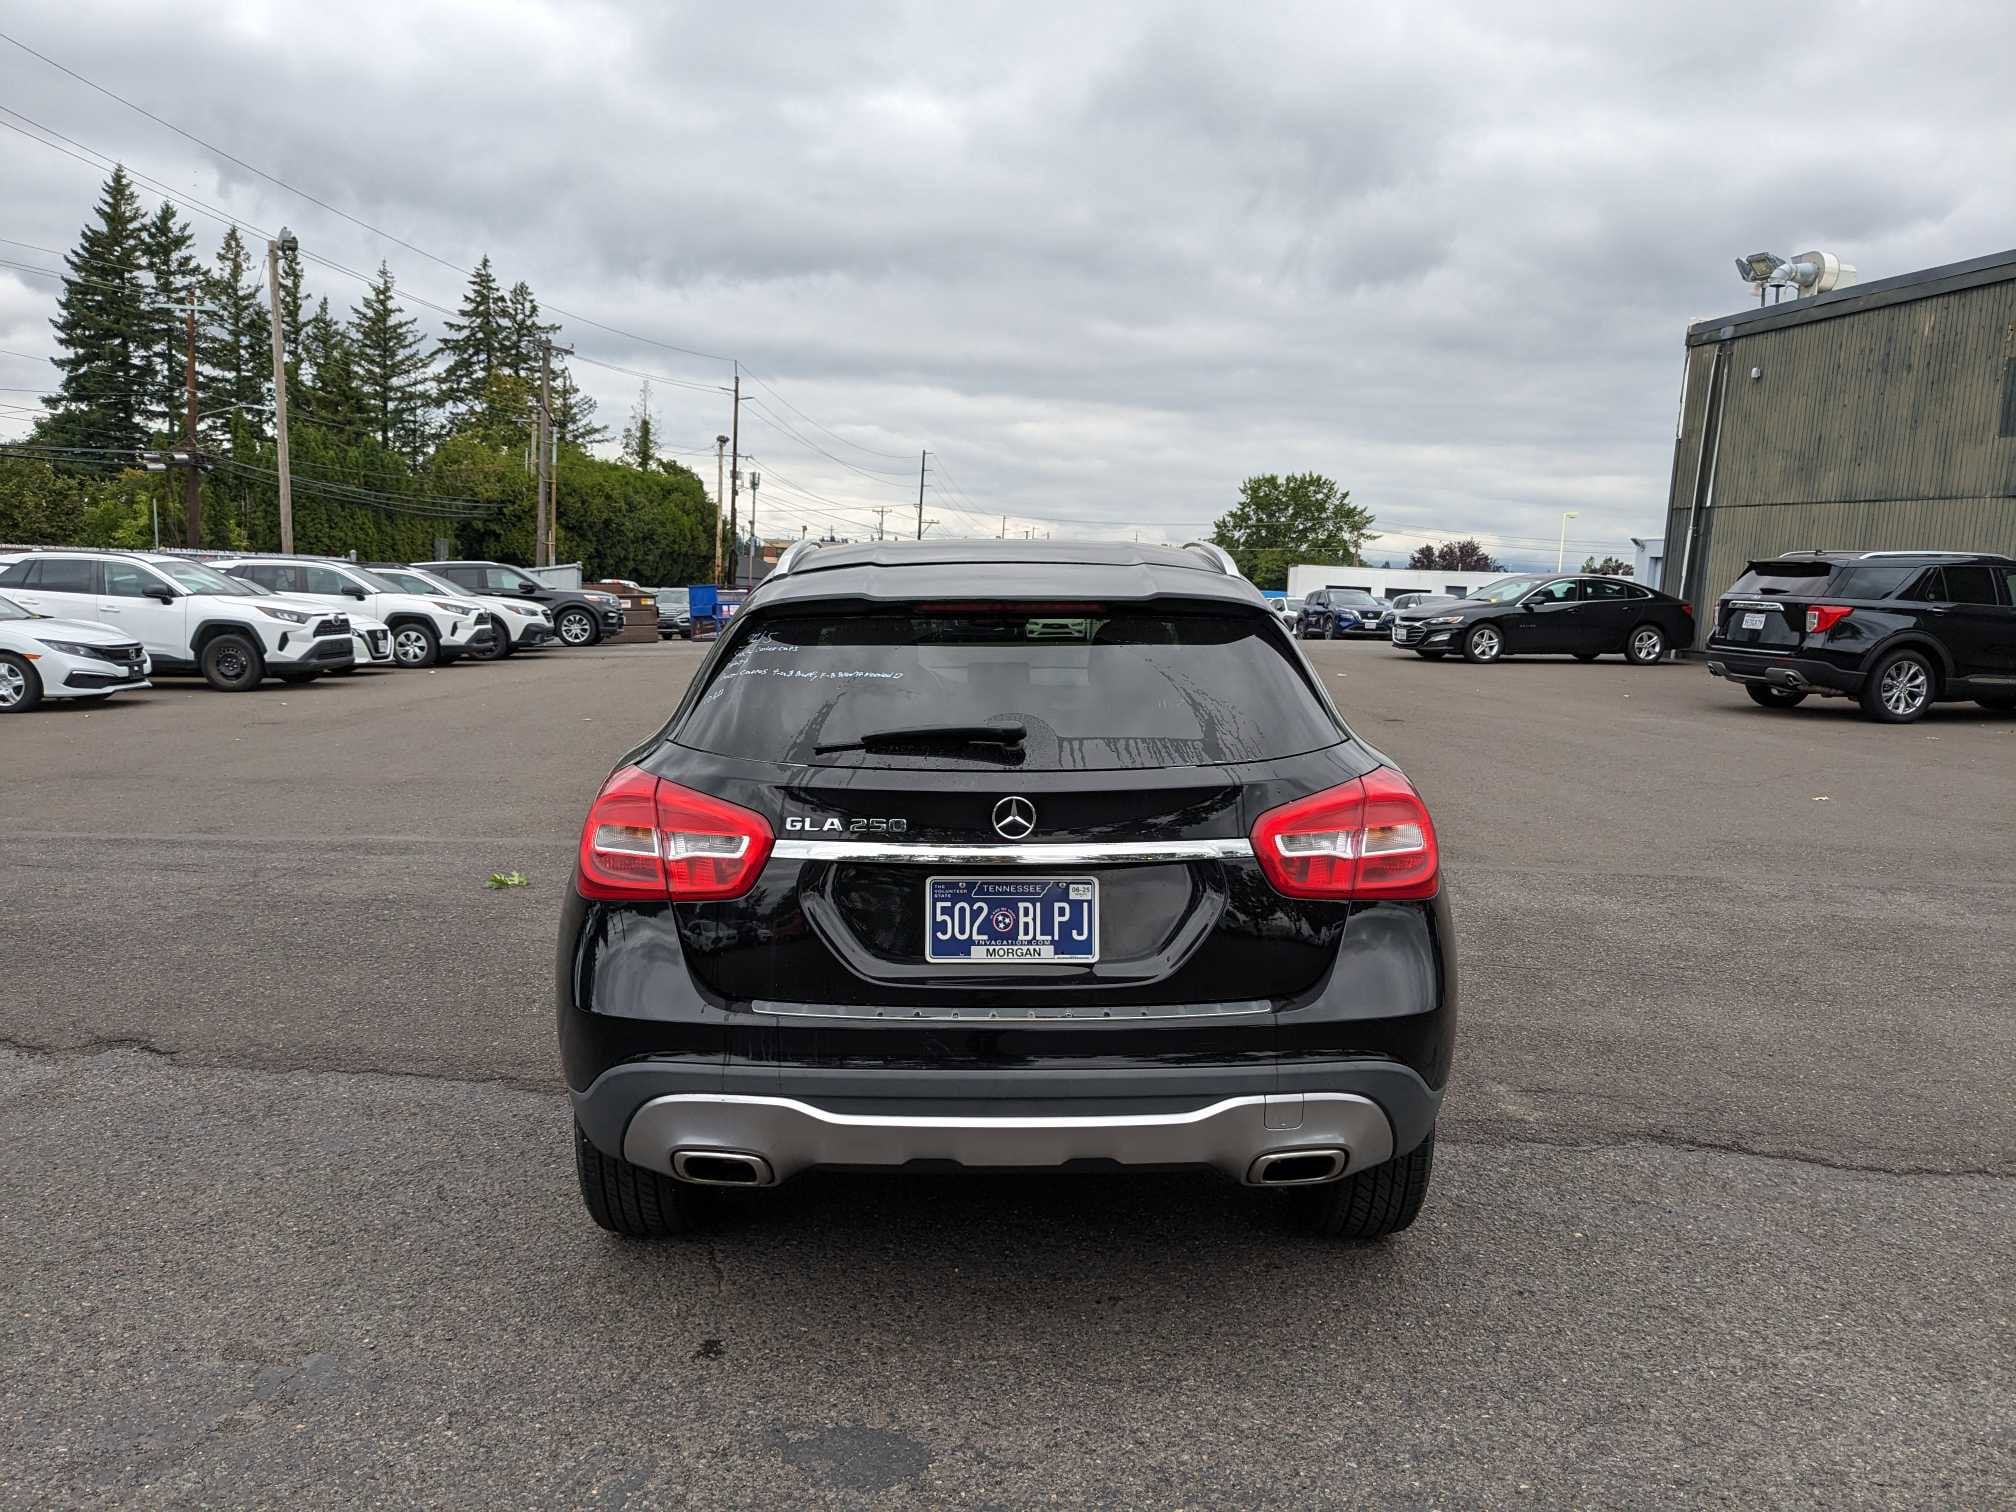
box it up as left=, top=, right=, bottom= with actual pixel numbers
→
left=620, top=382, right=658, bottom=469
left=278, top=242, right=306, bottom=360
left=503, top=280, right=559, bottom=383
left=299, top=296, right=365, bottom=433
left=434, top=255, right=507, bottom=424
left=40, top=166, right=152, bottom=455
left=139, top=200, right=200, bottom=440
left=550, top=363, right=609, bottom=450
left=198, top=226, right=269, bottom=444
left=349, top=262, right=432, bottom=459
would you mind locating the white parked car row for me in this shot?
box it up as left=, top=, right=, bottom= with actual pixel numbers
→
left=0, top=548, right=559, bottom=713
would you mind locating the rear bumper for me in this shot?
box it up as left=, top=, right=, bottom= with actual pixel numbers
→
left=573, top=1057, right=1440, bottom=1186
left=1706, top=649, right=1860, bottom=695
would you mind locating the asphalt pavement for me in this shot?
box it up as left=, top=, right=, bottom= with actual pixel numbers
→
left=2, top=639, right=2011, bottom=1508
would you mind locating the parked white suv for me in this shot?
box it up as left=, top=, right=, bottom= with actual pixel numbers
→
left=0, top=551, right=355, bottom=690
left=213, top=556, right=496, bottom=669
left=0, top=589, right=152, bottom=712
left=367, top=563, right=554, bottom=658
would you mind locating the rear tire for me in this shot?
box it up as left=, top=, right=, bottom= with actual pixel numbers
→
left=391, top=621, right=440, bottom=668
left=1624, top=623, right=1666, bottom=664
left=1746, top=683, right=1807, bottom=709
left=1293, top=1133, right=1435, bottom=1240
left=200, top=633, right=264, bottom=692
left=574, top=1121, right=708, bottom=1237
left=1859, top=648, right=1936, bottom=723
left=0, top=652, right=43, bottom=713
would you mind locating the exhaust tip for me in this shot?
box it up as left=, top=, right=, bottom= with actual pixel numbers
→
left=672, top=1150, right=774, bottom=1187
left=1248, top=1149, right=1347, bottom=1186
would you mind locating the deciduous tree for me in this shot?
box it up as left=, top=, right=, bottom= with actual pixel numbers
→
left=1209, top=472, right=1374, bottom=591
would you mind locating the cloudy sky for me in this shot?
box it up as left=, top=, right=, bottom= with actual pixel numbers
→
left=4, top=1, right=2013, bottom=567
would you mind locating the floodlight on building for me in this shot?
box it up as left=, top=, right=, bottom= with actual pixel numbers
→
left=1736, top=248, right=1859, bottom=305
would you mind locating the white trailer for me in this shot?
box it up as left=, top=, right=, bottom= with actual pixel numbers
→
left=1284, top=565, right=1511, bottom=601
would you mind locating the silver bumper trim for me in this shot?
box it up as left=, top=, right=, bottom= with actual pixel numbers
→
left=770, top=838, right=1253, bottom=865
left=621, top=1091, right=1394, bottom=1185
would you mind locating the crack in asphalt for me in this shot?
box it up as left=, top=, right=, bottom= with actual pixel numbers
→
left=4, top=1038, right=2008, bottom=1181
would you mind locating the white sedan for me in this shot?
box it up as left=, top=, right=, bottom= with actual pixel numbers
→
left=0, top=591, right=151, bottom=712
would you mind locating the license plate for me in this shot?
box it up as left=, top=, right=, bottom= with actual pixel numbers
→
left=927, top=876, right=1098, bottom=963
left=1742, top=612, right=1767, bottom=630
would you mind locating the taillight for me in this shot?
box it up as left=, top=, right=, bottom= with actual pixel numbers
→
left=1249, top=767, right=1440, bottom=901
left=576, top=766, right=774, bottom=902
left=1806, top=604, right=1853, bottom=635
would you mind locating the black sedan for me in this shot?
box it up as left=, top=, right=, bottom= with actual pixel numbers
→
left=1389, top=573, right=1693, bottom=664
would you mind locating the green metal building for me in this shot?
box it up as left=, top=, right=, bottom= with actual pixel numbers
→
left=1662, top=249, right=2016, bottom=643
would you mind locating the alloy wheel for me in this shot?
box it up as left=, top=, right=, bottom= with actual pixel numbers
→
left=1470, top=625, right=1501, bottom=661
left=1880, top=658, right=1930, bottom=716
left=0, top=662, right=24, bottom=707
left=1631, top=627, right=1664, bottom=662
left=558, top=610, right=595, bottom=645
left=394, top=628, right=430, bottom=665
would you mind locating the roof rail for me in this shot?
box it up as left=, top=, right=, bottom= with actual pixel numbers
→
left=1856, top=549, right=2005, bottom=560
left=1180, top=540, right=1241, bottom=576
left=771, top=539, right=821, bottom=578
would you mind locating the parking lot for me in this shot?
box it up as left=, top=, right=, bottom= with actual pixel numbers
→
left=3, top=640, right=2011, bottom=1507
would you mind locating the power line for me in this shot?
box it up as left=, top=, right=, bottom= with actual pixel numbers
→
left=0, top=27, right=736, bottom=370
left=738, top=367, right=914, bottom=461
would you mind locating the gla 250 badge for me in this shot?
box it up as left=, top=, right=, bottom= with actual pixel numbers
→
left=784, top=815, right=910, bottom=834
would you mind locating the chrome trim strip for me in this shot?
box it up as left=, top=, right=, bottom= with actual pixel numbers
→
left=751, top=999, right=1272, bottom=1021
left=622, top=1092, right=1394, bottom=1185
left=770, top=838, right=1253, bottom=865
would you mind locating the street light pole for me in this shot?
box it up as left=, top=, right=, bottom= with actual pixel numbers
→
left=265, top=228, right=298, bottom=553
left=1556, top=511, right=1580, bottom=574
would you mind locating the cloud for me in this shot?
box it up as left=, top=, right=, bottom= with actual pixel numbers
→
left=4, top=0, right=2013, bottom=556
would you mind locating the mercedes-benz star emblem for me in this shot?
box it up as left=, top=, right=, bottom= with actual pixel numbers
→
left=991, top=796, right=1036, bottom=840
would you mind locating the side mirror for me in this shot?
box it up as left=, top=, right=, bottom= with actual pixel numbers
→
left=518, top=581, right=539, bottom=594
left=347, top=587, right=368, bottom=600
left=144, top=585, right=177, bottom=604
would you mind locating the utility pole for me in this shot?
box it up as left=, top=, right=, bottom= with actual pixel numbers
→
left=727, top=366, right=741, bottom=586
left=1556, top=510, right=1580, bottom=574
left=999, top=515, right=1006, bottom=539
left=537, top=349, right=553, bottom=567
left=264, top=228, right=298, bottom=552
left=873, top=505, right=890, bottom=541
left=713, top=434, right=729, bottom=582
left=916, top=449, right=928, bottom=540
left=182, top=289, right=201, bottom=548
left=745, top=471, right=761, bottom=587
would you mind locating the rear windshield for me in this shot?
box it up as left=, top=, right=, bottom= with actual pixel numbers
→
left=677, top=609, right=1342, bottom=769
left=1727, top=561, right=1916, bottom=599
left=1726, top=561, right=1830, bottom=595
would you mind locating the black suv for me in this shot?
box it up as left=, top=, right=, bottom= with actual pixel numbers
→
left=560, top=540, right=1454, bottom=1240
left=416, top=560, right=625, bottom=648
left=1706, top=551, right=2016, bottom=722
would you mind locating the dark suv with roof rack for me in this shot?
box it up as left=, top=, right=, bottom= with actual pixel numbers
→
left=560, top=539, right=1455, bottom=1241
left=1706, top=550, right=2016, bottom=722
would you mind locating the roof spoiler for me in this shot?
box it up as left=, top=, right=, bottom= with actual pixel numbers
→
left=1181, top=541, right=1242, bottom=576
left=771, top=539, right=821, bottom=579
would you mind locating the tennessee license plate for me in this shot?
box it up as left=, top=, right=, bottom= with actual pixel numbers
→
left=926, top=876, right=1098, bottom=963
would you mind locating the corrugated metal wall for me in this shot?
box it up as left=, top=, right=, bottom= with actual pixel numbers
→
left=1662, top=277, right=2016, bottom=642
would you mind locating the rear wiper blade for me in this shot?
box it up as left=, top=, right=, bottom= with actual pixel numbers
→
left=814, top=723, right=1027, bottom=755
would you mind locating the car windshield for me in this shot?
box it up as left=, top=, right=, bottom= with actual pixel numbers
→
left=1328, top=590, right=1378, bottom=607
left=348, top=568, right=408, bottom=594
left=678, top=609, right=1342, bottom=770
left=1467, top=576, right=1545, bottom=605
left=374, top=568, right=450, bottom=595
left=0, top=593, right=37, bottom=621
left=492, top=567, right=540, bottom=592
left=658, top=589, right=689, bottom=609
left=153, top=559, right=256, bottom=595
